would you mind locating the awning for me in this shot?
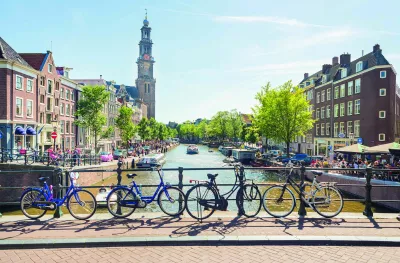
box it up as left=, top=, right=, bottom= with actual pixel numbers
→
left=334, top=144, right=369, bottom=154
left=15, top=127, right=26, bottom=135
left=366, top=142, right=400, bottom=154
left=26, top=127, right=36, bottom=135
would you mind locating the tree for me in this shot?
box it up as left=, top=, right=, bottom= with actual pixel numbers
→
left=75, top=85, right=110, bottom=153
left=245, top=127, right=259, bottom=144
left=196, top=119, right=208, bottom=139
left=253, top=80, right=314, bottom=156
left=115, top=106, right=136, bottom=149
left=138, top=118, right=151, bottom=141
left=148, top=118, right=158, bottom=140
left=229, top=109, right=243, bottom=142
left=208, top=111, right=231, bottom=141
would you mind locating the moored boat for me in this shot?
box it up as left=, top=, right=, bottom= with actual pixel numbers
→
left=187, top=145, right=199, bottom=154
left=232, top=149, right=256, bottom=164
left=136, top=153, right=166, bottom=168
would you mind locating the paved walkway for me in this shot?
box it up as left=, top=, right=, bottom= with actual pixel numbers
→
left=1, top=245, right=400, bottom=263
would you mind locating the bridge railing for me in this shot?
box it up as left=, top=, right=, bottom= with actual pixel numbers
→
left=0, top=162, right=399, bottom=218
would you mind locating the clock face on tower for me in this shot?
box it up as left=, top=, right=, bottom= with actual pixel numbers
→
left=143, top=54, right=150, bottom=60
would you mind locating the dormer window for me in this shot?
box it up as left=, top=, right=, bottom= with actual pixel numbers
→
left=341, top=68, right=347, bottom=78
left=306, top=81, right=310, bottom=86
left=356, top=61, right=363, bottom=73
left=321, top=75, right=327, bottom=83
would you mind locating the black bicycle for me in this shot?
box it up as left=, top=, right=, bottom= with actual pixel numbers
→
left=185, top=165, right=262, bottom=220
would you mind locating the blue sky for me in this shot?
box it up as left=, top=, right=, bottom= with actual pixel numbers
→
left=3, top=0, right=400, bottom=123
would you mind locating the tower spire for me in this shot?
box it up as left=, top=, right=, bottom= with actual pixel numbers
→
left=145, top=9, right=147, bottom=20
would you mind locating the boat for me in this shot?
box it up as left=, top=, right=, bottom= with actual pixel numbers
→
left=223, top=156, right=236, bottom=163
left=232, top=149, right=256, bottom=164
left=208, top=149, right=213, bottom=153
left=95, top=186, right=116, bottom=207
left=250, top=160, right=268, bottom=167
left=136, top=153, right=166, bottom=168
left=187, top=145, right=199, bottom=154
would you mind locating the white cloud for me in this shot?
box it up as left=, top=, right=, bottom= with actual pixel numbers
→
left=386, top=54, right=400, bottom=60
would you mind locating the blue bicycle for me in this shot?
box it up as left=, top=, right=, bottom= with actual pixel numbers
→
left=106, top=168, right=186, bottom=218
left=20, top=169, right=97, bottom=220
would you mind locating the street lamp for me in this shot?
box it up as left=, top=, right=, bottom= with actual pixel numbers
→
left=51, top=119, right=58, bottom=150
left=349, top=132, right=355, bottom=145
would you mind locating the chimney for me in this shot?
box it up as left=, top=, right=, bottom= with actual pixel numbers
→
left=373, top=44, right=381, bottom=53
left=339, top=53, right=351, bottom=65
left=332, top=57, right=339, bottom=65
left=322, top=64, right=332, bottom=74
left=100, top=75, right=102, bottom=79
left=304, top=73, right=309, bottom=79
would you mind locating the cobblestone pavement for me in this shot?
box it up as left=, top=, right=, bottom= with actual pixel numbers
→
left=1, top=245, right=399, bottom=263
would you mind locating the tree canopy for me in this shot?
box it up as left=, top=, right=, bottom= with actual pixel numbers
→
left=115, top=106, right=137, bottom=148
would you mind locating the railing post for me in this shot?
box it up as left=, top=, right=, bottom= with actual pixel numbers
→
left=363, top=167, right=373, bottom=217
left=298, top=162, right=307, bottom=216
left=116, top=160, right=123, bottom=215
left=53, top=168, right=64, bottom=218
left=178, top=167, right=183, bottom=213
left=237, top=166, right=245, bottom=216
left=1, top=148, right=4, bottom=163
left=24, top=151, right=27, bottom=165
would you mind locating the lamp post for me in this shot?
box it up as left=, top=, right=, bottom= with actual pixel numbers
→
left=349, top=132, right=355, bottom=145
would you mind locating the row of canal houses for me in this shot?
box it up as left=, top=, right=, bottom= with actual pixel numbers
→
left=0, top=37, right=146, bottom=154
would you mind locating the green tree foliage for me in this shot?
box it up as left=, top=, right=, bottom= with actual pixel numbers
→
left=253, top=80, right=314, bottom=156
left=115, top=106, right=136, bottom=148
left=75, top=85, right=109, bottom=153
left=207, top=110, right=243, bottom=141
left=148, top=118, right=158, bottom=139
left=137, top=118, right=150, bottom=140
left=245, top=127, right=259, bottom=144
left=229, top=109, right=243, bottom=141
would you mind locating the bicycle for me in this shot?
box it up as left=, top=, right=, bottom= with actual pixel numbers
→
left=20, top=168, right=97, bottom=220
left=185, top=165, right=262, bottom=221
left=106, top=167, right=186, bottom=218
left=262, top=165, right=344, bottom=218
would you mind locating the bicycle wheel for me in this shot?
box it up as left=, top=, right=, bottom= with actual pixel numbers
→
left=185, top=184, right=217, bottom=220
left=20, top=189, right=47, bottom=219
left=107, top=187, right=137, bottom=218
left=67, top=189, right=97, bottom=220
left=312, top=186, right=343, bottom=218
left=15, top=155, right=25, bottom=164
left=236, top=184, right=262, bottom=217
left=262, top=186, right=295, bottom=218
left=157, top=186, right=186, bottom=216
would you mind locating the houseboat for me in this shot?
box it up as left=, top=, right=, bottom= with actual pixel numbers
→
left=187, top=145, right=199, bottom=154
left=232, top=149, right=256, bottom=164
left=136, top=153, right=166, bottom=168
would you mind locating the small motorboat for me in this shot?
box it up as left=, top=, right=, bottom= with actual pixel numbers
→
left=223, top=156, right=236, bottom=163
left=95, top=185, right=116, bottom=207
left=208, top=149, right=213, bottom=153
left=187, top=145, right=199, bottom=154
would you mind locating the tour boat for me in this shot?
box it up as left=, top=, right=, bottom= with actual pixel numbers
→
left=136, top=153, right=166, bottom=168
left=187, top=145, right=199, bottom=154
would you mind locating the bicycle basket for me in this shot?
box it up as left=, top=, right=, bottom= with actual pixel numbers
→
left=70, top=172, right=79, bottom=180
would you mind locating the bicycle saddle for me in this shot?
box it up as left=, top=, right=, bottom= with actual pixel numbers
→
left=127, top=173, right=138, bottom=178
left=207, top=173, right=218, bottom=179
left=38, top=177, right=49, bottom=182
left=312, top=171, right=323, bottom=176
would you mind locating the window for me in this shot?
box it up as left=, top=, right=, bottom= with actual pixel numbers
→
left=66, top=90, right=70, bottom=100
left=46, top=114, right=52, bottom=124
left=326, top=123, right=330, bottom=135
left=340, top=84, right=345, bottom=98
left=65, top=71, right=69, bottom=78
left=356, top=61, right=363, bottom=72
left=380, top=71, right=386, bottom=78
left=66, top=104, right=70, bottom=116
left=397, top=103, right=399, bottom=115
left=334, top=123, right=338, bottom=137
left=46, top=97, right=52, bottom=111
left=379, top=89, right=386, bottom=96
left=321, top=90, right=325, bottom=102
left=71, top=91, right=74, bottom=101
left=60, top=103, right=64, bottom=115
left=48, top=64, right=53, bottom=73
left=16, top=75, right=23, bottom=90
left=321, top=107, right=325, bottom=119
left=27, top=79, right=33, bottom=92
left=321, top=75, right=327, bottom=83
left=26, top=100, right=33, bottom=118
left=340, top=122, right=345, bottom=135
left=354, top=120, right=360, bottom=137
left=327, top=89, right=331, bottom=100
left=379, top=111, right=386, bottom=118
left=310, top=90, right=313, bottom=99
left=355, top=99, right=360, bottom=114
left=341, top=68, right=347, bottom=78
left=379, top=133, right=385, bottom=141
left=61, top=88, right=64, bottom=99
left=340, top=103, right=345, bottom=116
left=40, top=95, right=45, bottom=104
left=334, top=104, right=339, bottom=117
left=316, top=124, right=319, bottom=136
left=47, top=80, right=53, bottom=94
left=347, top=121, right=353, bottom=137
left=326, top=105, right=331, bottom=118
left=55, top=98, right=59, bottom=107
left=347, top=101, right=353, bottom=115
left=316, top=92, right=320, bottom=103
left=16, top=98, right=23, bottom=116
left=66, top=121, right=70, bottom=133
left=334, top=86, right=339, bottom=99
left=321, top=123, right=325, bottom=136
left=55, top=82, right=59, bottom=91
left=60, top=121, right=65, bottom=134
left=40, top=76, right=45, bottom=86
left=40, top=112, right=44, bottom=123
left=316, top=108, right=320, bottom=119
left=355, top=79, right=361, bottom=93
left=348, top=81, right=353, bottom=96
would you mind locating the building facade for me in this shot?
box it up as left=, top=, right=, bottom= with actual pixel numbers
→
left=135, top=14, right=156, bottom=119
left=293, top=44, right=398, bottom=156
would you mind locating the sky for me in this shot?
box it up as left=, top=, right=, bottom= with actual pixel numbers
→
left=2, top=0, right=400, bottom=123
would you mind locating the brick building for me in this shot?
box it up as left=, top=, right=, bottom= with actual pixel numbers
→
left=292, top=44, right=398, bottom=156
left=0, top=37, right=39, bottom=150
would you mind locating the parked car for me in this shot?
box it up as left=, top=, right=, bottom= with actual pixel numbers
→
left=302, top=155, right=324, bottom=166
left=127, top=148, right=134, bottom=156
left=113, top=149, right=127, bottom=160
left=267, top=150, right=281, bottom=157
left=276, top=154, right=294, bottom=163
left=287, top=153, right=308, bottom=164
left=100, top=151, right=113, bottom=162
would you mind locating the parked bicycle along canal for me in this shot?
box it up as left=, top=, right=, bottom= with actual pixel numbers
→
left=93, top=144, right=391, bottom=214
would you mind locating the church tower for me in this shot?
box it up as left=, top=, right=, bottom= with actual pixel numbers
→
left=136, top=11, right=156, bottom=119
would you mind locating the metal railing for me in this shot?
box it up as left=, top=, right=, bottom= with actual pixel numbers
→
left=0, top=163, right=399, bottom=218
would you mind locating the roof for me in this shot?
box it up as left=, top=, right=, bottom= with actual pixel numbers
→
left=0, top=37, right=33, bottom=68
left=19, top=53, right=48, bottom=71
left=114, top=84, right=139, bottom=99
left=300, top=46, right=390, bottom=87
left=73, top=79, right=107, bottom=86
left=241, top=114, right=252, bottom=124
